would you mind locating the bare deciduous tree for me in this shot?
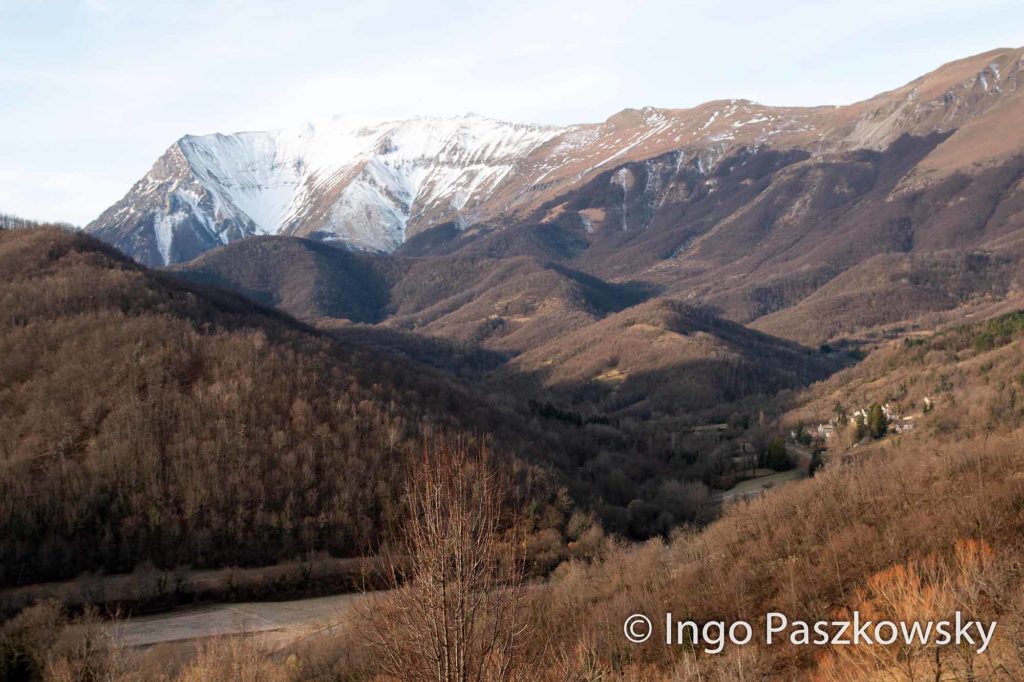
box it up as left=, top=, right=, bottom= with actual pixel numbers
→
left=364, top=436, right=528, bottom=682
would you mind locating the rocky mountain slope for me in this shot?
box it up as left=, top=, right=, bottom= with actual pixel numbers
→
left=415, top=47, right=1024, bottom=345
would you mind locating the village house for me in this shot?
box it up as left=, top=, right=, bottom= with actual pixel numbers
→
left=814, top=423, right=836, bottom=440
left=849, top=402, right=900, bottom=427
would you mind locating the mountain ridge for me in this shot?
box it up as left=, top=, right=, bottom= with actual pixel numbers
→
left=87, top=47, right=1024, bottom=266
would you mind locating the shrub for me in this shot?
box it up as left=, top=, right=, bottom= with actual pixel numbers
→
left=764, top=437, right=792, bottom=471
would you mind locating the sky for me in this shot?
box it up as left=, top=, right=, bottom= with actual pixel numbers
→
left=1, top=0, right=1022, bottom=225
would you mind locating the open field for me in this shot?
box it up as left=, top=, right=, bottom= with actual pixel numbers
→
left=107, top=593, right=367, bottom=651
left=715, top=442, right=813, bottom=504
left=715, top=467, right=807, bottom=504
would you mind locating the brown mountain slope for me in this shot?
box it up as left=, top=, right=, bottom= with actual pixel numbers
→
left=508, top=130, right=1019, bottom=281
left=387, top=47, right=1023, bottom=247
left=495, top=298, right=842, bottom=420
left=168, top=233, right=843, bottom=422
left=462, top=47, right=1024, bottom=229
left=433, top=128, right=1024, bottom=344
left=384, top=49, right=1024, bottom=348
left=750, top=250, right=1021, bottom=344
left=167, top=236, right=391, bottom=323
left=171, top=236, right=653, bottom=354
left=382, top=258, right=651, bottom=353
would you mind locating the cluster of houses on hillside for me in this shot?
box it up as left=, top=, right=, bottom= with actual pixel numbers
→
left=850, top=403, right=918, bottom=434
left=798, top=398, right=936, bottom=444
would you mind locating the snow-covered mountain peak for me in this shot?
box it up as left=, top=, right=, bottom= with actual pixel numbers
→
left=89, top=114, right=570, bottom=265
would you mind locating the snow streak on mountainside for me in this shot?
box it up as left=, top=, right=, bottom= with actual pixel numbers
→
left=87, top=47, right=1024, bottom=266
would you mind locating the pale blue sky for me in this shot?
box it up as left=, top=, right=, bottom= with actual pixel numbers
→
left=1, top=0, right=1021, bottom=225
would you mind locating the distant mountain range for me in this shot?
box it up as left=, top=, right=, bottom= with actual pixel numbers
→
left=89, top=48, right=1024, bottom=270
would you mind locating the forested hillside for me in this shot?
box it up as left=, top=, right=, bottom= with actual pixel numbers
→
left=15, top=276, right=1024, bottom=680
left=4, top=227, right=794, bottom=589
left=0, top=227, right=569, bottom=585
